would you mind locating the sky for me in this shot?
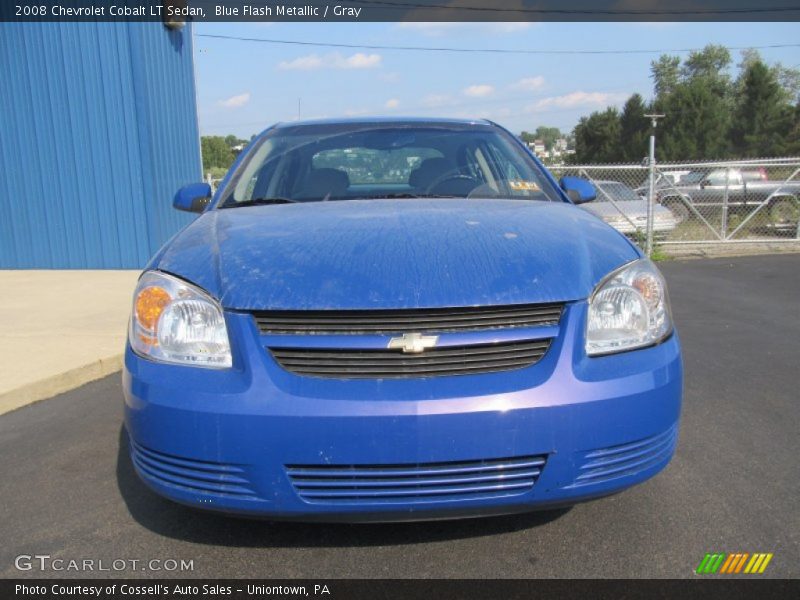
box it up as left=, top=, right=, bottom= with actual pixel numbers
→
left=193, top=21, right=800, bottom=138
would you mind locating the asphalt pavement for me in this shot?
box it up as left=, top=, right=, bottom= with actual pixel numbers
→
left=1, top=254, right=798, bottom=579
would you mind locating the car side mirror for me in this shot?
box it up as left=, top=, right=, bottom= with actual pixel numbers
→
left=559, top=176, right=596, bottom=204
left=174, top=183, right=212, bottom=213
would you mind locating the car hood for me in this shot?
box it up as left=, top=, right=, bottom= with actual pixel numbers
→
left=153, top=199, right=639, bottom=310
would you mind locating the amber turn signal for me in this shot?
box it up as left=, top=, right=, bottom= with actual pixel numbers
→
left=135, top=286, right=172, bottom=332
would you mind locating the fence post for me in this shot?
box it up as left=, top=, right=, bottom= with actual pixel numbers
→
left=722, top=168, right=730, bottom=237
left=644, top=114, right=665, bottom=257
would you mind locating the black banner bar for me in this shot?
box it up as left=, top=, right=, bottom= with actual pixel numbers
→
left=3, top=579, right=800, bottom=600
left=2, top=0, right=800, bottom=23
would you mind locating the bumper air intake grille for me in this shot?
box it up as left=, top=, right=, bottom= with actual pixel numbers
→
left=270, top=339, right=551, bottom=379
left=130, top=440, right=259, bottom=499
left=286, top=455, right=547, bottom=504
left=571, top=425, right=679, bottom=487
left=252, top=303, right=563, bottom=335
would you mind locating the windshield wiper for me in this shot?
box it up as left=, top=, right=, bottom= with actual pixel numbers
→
left=222, top=197, right=298, bottom=208
left=369, top=193, right=463, bottom=199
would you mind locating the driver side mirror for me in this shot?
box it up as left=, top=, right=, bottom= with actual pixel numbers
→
left=559, top=176, right=596, bottom=204
left=174, top=183, right=212, bottom=213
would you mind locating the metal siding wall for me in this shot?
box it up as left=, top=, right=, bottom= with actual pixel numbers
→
left=0, top=22, right=199, bottom=269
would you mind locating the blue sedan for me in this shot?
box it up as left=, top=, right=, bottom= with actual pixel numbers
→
left=123, top=118, right=681, bottom=521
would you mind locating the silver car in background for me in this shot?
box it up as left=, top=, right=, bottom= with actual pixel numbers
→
left=582, top=180, right=677, bottom=237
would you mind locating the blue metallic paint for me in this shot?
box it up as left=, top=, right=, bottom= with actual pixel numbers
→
left=124, top=302, right=681, bottom=520
left=154, top=200, right=639, bottom=310
left=124, top=118, right=680, bottom=521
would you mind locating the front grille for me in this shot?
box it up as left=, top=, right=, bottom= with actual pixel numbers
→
left=570, top=425, right=678, bottom=487
left=252, top=303, right=563, bottom=335
left=269, top=339, right=551, bottom=378
left=286, top=455, right=547, bottom=504
left=130, top=440, right=259, bottom=499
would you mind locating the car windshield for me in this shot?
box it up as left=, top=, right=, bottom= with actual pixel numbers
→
left=596, top=182, right=641, bottom=202
left=679, top=171, right=706, bottom=184
left=218, top=123, right=560, bottom=207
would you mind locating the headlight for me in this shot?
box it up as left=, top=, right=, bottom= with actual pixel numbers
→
left=586, top=259, right=672, bottom=356
left=129, top=271, right=232, bottom=368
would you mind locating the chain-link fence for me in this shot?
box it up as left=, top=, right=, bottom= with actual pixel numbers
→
left=550, top=158, right=800, bottom=251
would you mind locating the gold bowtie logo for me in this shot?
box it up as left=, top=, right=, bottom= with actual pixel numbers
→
left=387, top=333, right=439, bottom=354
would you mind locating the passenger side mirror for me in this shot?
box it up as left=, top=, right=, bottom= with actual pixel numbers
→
left=174, top=183, right=212, bottom=213
left=559, top=177, right=596, bottom=204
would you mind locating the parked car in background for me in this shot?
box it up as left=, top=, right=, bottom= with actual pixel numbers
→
left=658, top=170, right=690, bottom=186
left=123, top=117, right=681, bottom=522
left=645, top=168, right=800, bottom=226
left=583, top=180, right=677, bottom=236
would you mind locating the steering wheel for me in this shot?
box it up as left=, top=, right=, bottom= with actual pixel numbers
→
left=424, top=171, right=480, bottom=195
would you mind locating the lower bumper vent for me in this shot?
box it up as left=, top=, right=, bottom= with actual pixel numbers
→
left=571, top=425, right=678, bottom=487
left=286, top=455, right=547, bottom=504
left=130, top=440, right=258, bottom=499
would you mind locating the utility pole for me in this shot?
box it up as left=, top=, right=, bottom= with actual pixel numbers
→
left=644, top=113, right=665, bottom=257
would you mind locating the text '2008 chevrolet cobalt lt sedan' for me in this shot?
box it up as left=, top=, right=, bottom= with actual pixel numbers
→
left=123, top=118, right=682, bottom=521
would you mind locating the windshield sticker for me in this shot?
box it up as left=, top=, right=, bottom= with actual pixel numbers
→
left=508, top=180, right=541, bottom=192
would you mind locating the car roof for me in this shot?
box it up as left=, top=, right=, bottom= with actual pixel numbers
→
left=270, top=116, right=496, bottom=132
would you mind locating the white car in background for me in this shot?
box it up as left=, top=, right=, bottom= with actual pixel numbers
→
left=582, top=180, right=678, bottom=237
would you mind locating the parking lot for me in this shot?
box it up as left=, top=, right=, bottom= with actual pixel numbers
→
left=1, top=254, right=798, bottom=579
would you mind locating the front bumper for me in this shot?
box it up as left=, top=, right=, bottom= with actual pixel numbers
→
left=123, top=302, right=682, bottom=521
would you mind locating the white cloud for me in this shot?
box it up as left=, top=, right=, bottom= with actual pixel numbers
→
left=278, top=52, right=382, bottom=71
left=510, top=76, right=546, bottom=92
left=528, top=91, right=629, bottom=112
left=463, top=84, right=495, bottom=98
left=385, top=99, right=400, bottom=109
left=218, top=92, right=251, bottom=109
left=342, top=53, right=382, bottom=69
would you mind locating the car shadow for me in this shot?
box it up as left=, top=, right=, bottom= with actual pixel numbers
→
left=116, top=426, right=569, bottom=548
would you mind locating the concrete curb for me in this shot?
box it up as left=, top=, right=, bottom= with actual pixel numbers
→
left=0, top=354, right=123, bottom=416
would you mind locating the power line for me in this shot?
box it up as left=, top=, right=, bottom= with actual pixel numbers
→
left=346, top=0, right=800, bottom=16
left=196, top=34, right=800, bottom=56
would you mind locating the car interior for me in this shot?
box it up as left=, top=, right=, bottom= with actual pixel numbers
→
left=227, top=128, right=557, bottom=204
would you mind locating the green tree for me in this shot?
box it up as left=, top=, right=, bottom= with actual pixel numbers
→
left=785, top=102, right=800, bottom=154
left=651, top=55, right=681, bottom=98
left=573, top=108, right=622, bottom=163
left=201, top=136, right=235, bottom=172
left=656, top=78, right=731, bottom=160
left=534, top=126, right=562, bottom=151
left=681, top=45, right=732, bottom=87
left=731, top=60, right=794, bottom=157
left=619, top=94, right=650, bottom=162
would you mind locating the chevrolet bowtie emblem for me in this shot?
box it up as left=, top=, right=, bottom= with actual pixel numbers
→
left=387, top=332, right=439, bottom=354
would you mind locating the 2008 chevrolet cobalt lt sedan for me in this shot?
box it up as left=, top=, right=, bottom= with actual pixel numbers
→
left=123, top=118, right=681, bottom=521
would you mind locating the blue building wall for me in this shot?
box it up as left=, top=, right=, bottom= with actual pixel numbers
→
left=0, top=22, right=201, bottom=268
